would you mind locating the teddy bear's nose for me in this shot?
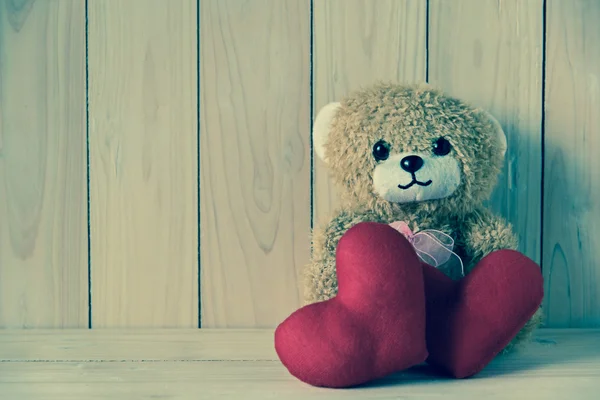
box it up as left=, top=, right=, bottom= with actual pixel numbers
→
left=400, top=155, right=424, bottom=173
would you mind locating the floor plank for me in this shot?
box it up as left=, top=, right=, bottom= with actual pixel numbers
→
left=0, top=329, right=598, bottom=362
left=0, top=329, right=278, bottom=361
left=0, top=362, right=598, bottom=399
left=0, top=329, right=598, bottom=398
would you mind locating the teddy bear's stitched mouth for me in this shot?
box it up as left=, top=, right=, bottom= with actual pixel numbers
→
left=398, top=178, right=433, bottom=190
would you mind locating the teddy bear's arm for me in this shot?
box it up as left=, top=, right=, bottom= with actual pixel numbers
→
left=461, top=207, right=519, bottom=273
left=461, top=207, right=544, bottom=351
left=303, top=208, right=385, bottom=305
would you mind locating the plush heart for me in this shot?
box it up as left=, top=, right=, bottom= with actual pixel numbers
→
left=422, top=249, right=544, bottom=378
left=274, top=222, right=428, bottom=388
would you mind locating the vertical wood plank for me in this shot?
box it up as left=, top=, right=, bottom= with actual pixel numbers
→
left=313, top=0, right=427, bottom=226
left=428, top=0, right=544, bottom=265
left=543, top=0, right=600, bottom=327
left=0, top=0, right=87, bottom=328
left=88, top=0, right=198, bottom=327
left=200, top=0, right=310, bottom=327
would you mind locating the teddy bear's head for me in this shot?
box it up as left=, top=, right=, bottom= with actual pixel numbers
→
left=314, top=82, right=507, bottom=216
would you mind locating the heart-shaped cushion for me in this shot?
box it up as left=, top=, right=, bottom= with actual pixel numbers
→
left=274, top=222, right=429, bottom=388
left=422, top=249, right=544, bottom=378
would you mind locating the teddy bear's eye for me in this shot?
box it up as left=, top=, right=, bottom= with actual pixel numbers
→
left=372, top=140, right=390, bottom=161
left=432, top=137, right=452, bottom=156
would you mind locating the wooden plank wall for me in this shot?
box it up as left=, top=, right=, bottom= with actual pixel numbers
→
left=199, top=0, right=311, bottom=328
left=0, top=0, right=598, bottom=329
left=87, top=0, right=198, bottom=328
left=0, top=0, right=88, bottom=328
left=543, top=0, right=600, bottom=327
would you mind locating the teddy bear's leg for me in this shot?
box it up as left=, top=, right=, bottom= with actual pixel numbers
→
left=303, top=258, right=337, bottom=305
left=502, top=307, right=544, bottom=354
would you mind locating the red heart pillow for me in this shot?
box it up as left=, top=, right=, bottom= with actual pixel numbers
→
left=274, top=222, right=428, bottom=388
left=274, top=221, right=544, bottom=387
left=422, top=249, right=544, bottom=378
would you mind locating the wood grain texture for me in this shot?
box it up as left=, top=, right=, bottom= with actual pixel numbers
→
left=313, top=0, right=427, bottom=226
left=0, top=329, right=599, bottom=399
left=0, top=0, right=87, bottom=327
left=88, top=0, right=198, bottom=327
left=543, top=0, right=600, bottom=327
left=200, top=0, right=311, bottom=327
left=428, top=0, right=544, bottom=264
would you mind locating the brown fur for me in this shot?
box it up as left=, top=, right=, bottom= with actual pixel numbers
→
left=304, top=82, right=543, bottom=353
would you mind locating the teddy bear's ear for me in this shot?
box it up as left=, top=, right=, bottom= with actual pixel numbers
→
left=482, top=110, right=507, bottom=159
left=313, top=102, right=341, bottom=162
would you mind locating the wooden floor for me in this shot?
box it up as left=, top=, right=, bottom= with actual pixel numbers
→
left=1, top=329, right=599, bottom=399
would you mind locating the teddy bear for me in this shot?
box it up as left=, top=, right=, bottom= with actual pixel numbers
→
left=274, top=82, right=544, bottom=388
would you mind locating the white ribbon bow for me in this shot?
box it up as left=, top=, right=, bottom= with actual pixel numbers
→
left=389, top=221, right=465, bottom=277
